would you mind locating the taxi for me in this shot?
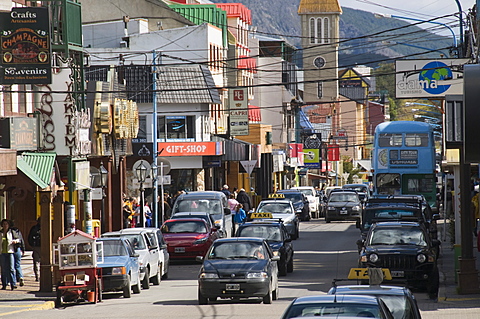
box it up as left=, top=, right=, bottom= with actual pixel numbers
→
left=250, top=196, right=299, bottom=239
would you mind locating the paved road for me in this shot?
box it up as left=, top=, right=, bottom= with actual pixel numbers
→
left=4, top=219, right=480, bottom=318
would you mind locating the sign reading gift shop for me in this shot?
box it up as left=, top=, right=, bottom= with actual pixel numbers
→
left=157, top=142, right=223, bottom=156
left=0, top=7, right=51, bottom=84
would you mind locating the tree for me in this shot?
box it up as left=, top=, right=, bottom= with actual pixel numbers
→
left=342, top=156, right=362, bottom=184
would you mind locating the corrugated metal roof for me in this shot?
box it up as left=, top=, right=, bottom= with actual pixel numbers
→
left=155, top=65, right=221, bottom=104
left=298, top=0, right=342, bottom=14
left=215, top=3, right=252, bottom=24
left=17, top=152, right=56, bottom=189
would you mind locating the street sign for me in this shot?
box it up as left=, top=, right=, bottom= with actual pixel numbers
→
left=240, top=160, right=257, bottom=175
left=158, top=175, right=171, bottom=185
left=156, top=157, right=171, bottom=175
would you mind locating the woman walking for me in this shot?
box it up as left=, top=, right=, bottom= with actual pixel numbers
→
left=1, top=219, right=21, bottom=290
left=11, top=221, right=25, bottom=287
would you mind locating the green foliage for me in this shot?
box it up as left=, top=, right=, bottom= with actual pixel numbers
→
left=342, top=156, right=361, bottom=184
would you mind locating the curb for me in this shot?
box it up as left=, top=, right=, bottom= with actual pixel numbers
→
left=0, top=301, right=55, bottom=317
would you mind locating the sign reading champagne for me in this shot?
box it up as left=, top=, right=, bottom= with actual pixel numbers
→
left=0, top=7, right=51, bottom=84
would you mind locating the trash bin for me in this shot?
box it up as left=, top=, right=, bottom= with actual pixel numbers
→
left=91, top=219, right=101, bottom=238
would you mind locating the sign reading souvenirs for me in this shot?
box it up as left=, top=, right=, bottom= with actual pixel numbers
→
left=0, top=7, right=51, bottom=84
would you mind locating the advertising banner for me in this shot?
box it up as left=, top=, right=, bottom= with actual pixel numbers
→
left=303, top=148, right=320, bottom=168
left=0, top=7, right=51, bottom=84
left=229, top=88, right=249, bottom=136
left=395, top=59, right=468, bottom=98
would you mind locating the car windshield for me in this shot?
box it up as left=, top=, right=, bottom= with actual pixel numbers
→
left=295, top=189, right=314, bottom=196
left=208, top=242, right=267, bottom=260
left=100, top=240, right=127, bottom=257
left=121, top=234, right=146, bottom=250
left=377, top=295, right=411, bottom=319
left=257, top=203, right=292, bottom=214
left=172, top=214, right=212, bottom=225
left=344, top=186, right=368, bottom=192
left=369, top=227, right=427, bottom=246
left=237, top=226, right=282, bottom=241
left=161, top=220, right=207, bottom=233
left=174, top=199, right=222, bottom=215
left=284, top=303, right=381, bottom=318
left=329, top=193, right=358, bottom=202
left=280, top=193, right=303, bottom=202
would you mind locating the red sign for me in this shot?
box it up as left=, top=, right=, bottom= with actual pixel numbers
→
left=233, top=89, right=244, bottom=101
left=328, top=144, right=340, bottom=161
left=157, top=142, right=222, bottom=156
left=288, top=143, right=303, bottom=158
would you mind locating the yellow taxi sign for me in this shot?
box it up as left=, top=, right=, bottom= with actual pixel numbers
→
left=250, top=212, right=273, bottom=219
left=347, top=268, right=392, bottom=280
left=268, top=193, right=285, bottom=198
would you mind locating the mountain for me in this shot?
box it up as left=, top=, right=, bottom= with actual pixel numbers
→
left=207, top=0, right=453, bottom=68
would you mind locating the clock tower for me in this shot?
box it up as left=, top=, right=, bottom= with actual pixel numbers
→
left=298, top=0, right=342, bottom=104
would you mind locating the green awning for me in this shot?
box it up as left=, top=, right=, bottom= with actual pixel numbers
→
left=17, top=152, right=56, bottom=189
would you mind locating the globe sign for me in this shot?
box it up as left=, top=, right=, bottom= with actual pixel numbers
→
left=418, top=61, right=452, bottom=95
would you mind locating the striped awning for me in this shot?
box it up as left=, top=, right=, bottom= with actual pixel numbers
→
left=248, top=105, right=261, bottom=122
left=17, top=152, right=56, bottom=189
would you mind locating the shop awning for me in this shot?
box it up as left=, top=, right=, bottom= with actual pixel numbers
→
left=248, top=105, right=261, bottom=122
left=17, top=152, right=56, bottom=189
left=299, top=110, right=315, bottom=134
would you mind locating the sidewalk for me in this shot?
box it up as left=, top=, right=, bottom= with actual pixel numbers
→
left=0, top=251, right=55, bottom=316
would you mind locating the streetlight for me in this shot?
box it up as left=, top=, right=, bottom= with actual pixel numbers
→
left=136, top=160, right=148, bottom=228
left=150, top=162, right=158, bottom=228
left=99, top=162, right=108, bottom=234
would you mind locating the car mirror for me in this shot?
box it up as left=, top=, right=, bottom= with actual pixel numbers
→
left=161, top=244, right=168, bottom=250
left=132, top=253, right=140, bottom=258
left=224, top=208, right=231, bottom=215
left=271, top=255, right=280, bottom=262
left=195, top=256, right=204, bottom=263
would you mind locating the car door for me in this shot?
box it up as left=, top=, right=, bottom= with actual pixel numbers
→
left=281, top=225, right=293, bottom=261
left=124, top=239, right=140, bottom=285
left=155, top=230, right=169, bottom=276
left=264, top=242, right=278, bottom=291
left=143, top=233, right=159, bottom=277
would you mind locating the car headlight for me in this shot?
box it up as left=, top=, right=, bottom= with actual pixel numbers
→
left=417, top=254, right=427, bottom=263
left=369, top=253, right=379, bottom=263
left=352, top=206, right=360, bottom=211
left=246, top=272, right=268, bottom=279
left=194, top=237, right=208, bottom=245
left=199, top=272, right=219, bottom=279
left=328, top=206, right=336, bottom=211
left=112, top=267, right=126, bottom=275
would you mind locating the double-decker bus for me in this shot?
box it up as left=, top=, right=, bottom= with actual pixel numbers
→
left=371, top=121, right=437, bottom=209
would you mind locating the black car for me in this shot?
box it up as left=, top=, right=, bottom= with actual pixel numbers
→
left=275, top=190, right=311, bottom=221
left=197, top=237, right=280, bottom=304
left=235, top=221, right=294, bottom=276
left=342, top=183, right=371, bottom=202
left=328, top=285, right=421, bottom=319
left=325, top=189, right=363, bottom=225
left=358, top=221, right=441, bottom=299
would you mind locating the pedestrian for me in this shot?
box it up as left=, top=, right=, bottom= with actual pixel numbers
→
left=221, top=185, right=231, bottom=197
left=10, top=221, right=25, bottom=287
left=123, top=204, right=133, bottom=229
left=161, top=193, right=172, bottom=222
left=232, top=187, right=238, bottom=198
left=28, top=218, right=41, bottom=282
left=228, top=194, right=239, bottom=213
left=1, top=219, right=20, bottom=290
left=236, top=188, right=252, bottom=212
left=144, top=201, right=153, bottom=227
left=234, top=204, right=246, bottom=225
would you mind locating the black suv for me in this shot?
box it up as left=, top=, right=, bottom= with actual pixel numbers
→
left=325, top=189, right=363, bottom=226
left=358, top=221, right=441, bottom=299
left=235, top=221, right=294, bottom=276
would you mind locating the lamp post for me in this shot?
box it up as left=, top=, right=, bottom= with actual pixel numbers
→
left=99, top=162, right=108, bottom=234
left=136, top=160, right=148, bottom=228
left=151, top=162, right=158, bottom=228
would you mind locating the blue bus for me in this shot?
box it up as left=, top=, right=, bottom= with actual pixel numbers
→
left=371, top=121, right=437, bottom=209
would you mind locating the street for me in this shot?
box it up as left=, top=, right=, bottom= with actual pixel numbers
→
left=15, top=219, right=479, bottom=319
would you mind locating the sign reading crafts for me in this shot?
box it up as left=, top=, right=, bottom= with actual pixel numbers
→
left=158, top=142, right=223, bottom=156
left=395, top=59, right=469, bottom=98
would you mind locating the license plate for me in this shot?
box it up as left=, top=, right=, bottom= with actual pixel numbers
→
left=226, top=284, right=240, bottom=290
left=174, top=247, right=185, bottom=253
left=340, top=210, right=348, bottom=215
left=391, top=270, right=404, bottom=277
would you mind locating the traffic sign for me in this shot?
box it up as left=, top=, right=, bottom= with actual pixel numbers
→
left=240, top=160, right=257, bottom=175
left=132, top=160, right=151, bottom=179
left=156, top=157, right=171, bottom=175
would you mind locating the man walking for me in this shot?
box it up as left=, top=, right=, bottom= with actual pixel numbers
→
left=28, top=218, right=41, bottom=282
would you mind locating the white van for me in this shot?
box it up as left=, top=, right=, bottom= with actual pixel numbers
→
left=290, top=186, right=320, bottom=218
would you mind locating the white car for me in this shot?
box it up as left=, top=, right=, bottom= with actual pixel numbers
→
left=290, top=186, right=320, bottom=218
left=102, top=227, right=169, bottom=288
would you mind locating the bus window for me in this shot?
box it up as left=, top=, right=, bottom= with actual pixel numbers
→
left=405, top=133, right=429, bottom=147
left=379, top=133, right=402, bottom=147
left=376, top=173, right=401, bottom=195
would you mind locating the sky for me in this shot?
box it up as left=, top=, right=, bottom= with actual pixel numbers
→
left=340, top=0, right=476, bottom=37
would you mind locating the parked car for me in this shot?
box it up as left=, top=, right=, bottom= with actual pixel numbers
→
left=235, top=220, right=294, bottom=276
left=290, top=186, right=320, bottom=218
left=275, top=190, right=310, bottom=221
left=102, top=227, right=167, bottom=289
left=170, top=211, right=217, bottom=229
left=97, top=237, right=141, bottom=298
left=280, top=294, right=394, bottom=319
left=196, top=237, right=280, bottom=304
left=325, top=189, right=363, bottom=225
left=343, top=183, right=371, bottom=202
left=252, top=198, right=300, bottom=239
left=358, top=221, right=440, bottom=299
left=142, top=227, right=170, bottom=279
left=161, top=218, right=220, bottom=260
left=171, top=191, right=233, bottom=238
left=328, top=284, right=421, bottom=319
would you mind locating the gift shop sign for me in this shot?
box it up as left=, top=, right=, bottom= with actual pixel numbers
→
left=0, top=7, right=51, bottom=84
left=158, top=142, right=223, bottom=156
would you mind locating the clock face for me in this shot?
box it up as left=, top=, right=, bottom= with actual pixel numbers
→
left=314, top=56, right=326, bottom=68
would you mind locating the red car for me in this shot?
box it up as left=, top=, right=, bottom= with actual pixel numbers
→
left=161, top=218, right=220, bottom=260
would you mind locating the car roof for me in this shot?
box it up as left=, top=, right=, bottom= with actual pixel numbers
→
left=277, top=189, right=303, bottom=193
left=373, top=221, right=421, bottom=227
left=330, top=189, right=358, bottom=194
left=112, top=228, right=151, bottom=235
left=165, top=217, right=208, bottom=224
left=173, top=211, right=210, bottom=216
left=177, top=191, right=225, bottom=200
left=259, top=199, right=292, bottom=204
left=239, top=221, right=283, bottom=227
left=213, top=237, right=265, bottom=244
left=329, top=285, right=410, bottom=296
left=290, top=294, right=381, bottom=305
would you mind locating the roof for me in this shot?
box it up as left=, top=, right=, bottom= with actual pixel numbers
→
left=298, top=0, right=342, bottom=14
left=156, top=65, right=221, bottom=104
left=290, top=294, right=380, bottom=305
left=179, top=191, right=226, bottom=200
left=372, top=221, right=421, bottom=227
left=330, top=285, right=410, bottom=296
left=214, top=237, right=264, bottom=243
left=17, top=152, right=56, bottom=189
left=215, top=3, right=251, bottom=24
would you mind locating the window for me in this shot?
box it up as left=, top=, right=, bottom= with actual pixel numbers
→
left=378, top=133, right=402, bottom=147
left=309, top=17, right=330, bottom=44
left=323, top=18, right=330, bottom=43
left=309, top=18, right=315, bottom=43
left=317, top=81, right=323, bottom=98
left=157, top=115, right=195, bottom=141
left=405, top=133, right=429, bottom=147
left=316, top=18, right=322, bottom=43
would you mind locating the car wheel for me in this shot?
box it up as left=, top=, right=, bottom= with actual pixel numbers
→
left=287, top=256, right=294, bottom=273
left=151, top=265, right=161, bottom=285
left=198, top=289, right=208, bottom=305
left=272, top=287, right=278, bottom=301
left=142, top=268, right=150, bottom=289
left=123, top=275, right=132, bottom=298
left=262, top=284, right=273, bottom=304
left=279, top=259, right=288, bottom=276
